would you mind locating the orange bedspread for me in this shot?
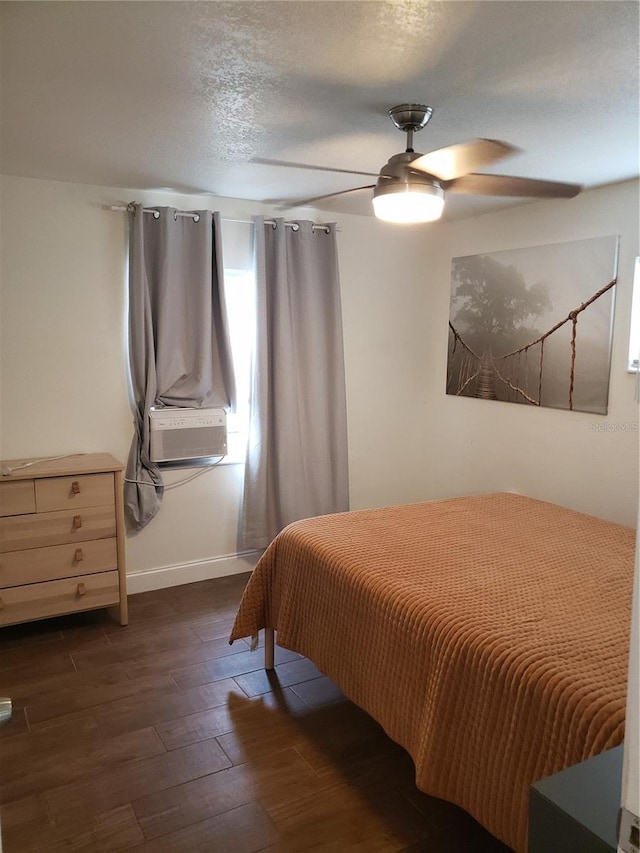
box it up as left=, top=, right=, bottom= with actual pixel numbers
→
left=230, top=493, right=635, bottom=851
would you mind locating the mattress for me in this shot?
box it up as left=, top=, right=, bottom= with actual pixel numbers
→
left=230, top=492, right=635, bottom=851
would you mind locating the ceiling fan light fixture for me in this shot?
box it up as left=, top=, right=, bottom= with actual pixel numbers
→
left=372, top=180, right=444, bottom=224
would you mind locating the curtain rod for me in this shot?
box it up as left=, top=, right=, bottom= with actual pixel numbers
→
left=108, top=206, right=334, bottom=233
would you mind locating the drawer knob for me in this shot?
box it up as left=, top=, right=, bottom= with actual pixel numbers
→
left=76, top=582, right=86, bottom=597
left=71, top=481, right=81, bottom=495
left=74, top=548, right=84, bottom=563
left=73, top=515, right=82, bottom=529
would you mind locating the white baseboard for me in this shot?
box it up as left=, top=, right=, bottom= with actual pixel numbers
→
left=127, top=550, right=262, bottom=595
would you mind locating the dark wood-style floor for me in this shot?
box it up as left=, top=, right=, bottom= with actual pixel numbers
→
left=0, top=573, right=512, bottom=852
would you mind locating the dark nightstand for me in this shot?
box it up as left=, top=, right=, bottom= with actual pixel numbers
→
left=529, top=746, right=622, bottom=853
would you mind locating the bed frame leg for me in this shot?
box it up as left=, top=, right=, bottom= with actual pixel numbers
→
left=265, top=627, right=275, bottom=670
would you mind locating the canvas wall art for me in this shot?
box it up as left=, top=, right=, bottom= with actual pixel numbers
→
left=446, top=235, right=618, bottom=414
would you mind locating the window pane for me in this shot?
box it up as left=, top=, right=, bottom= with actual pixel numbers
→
left=629, top=257, right=640, bottom=372
left=224, top=268, right=255, bottom=461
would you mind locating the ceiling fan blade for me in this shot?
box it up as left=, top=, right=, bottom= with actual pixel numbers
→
left=271, top=184, right=376, bottom=208
left=251, top=157, right=379, bottom=178
left=410, top=139, right=519, bottom=181
left=445, top=172, right=582, bottom=198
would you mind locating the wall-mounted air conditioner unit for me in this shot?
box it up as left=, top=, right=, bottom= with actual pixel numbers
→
left=149, top=408, right=227, bottom=463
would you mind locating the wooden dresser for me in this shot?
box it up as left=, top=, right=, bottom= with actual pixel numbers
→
left=0, top=453, right=128, bottom=627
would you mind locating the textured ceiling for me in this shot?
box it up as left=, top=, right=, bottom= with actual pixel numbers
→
left=1, top=1, right=638, bottom=221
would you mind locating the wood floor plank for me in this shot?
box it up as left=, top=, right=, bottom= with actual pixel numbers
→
left=0, top=654, right=76, bottom=693
left=288, top=703, right=411, bottom=783
left=0, top=711, right=100, bottom=765
left=158, top=575, right=250, bottom=610
left=100, top=606, right=236, bottom=641
left=0, top=729, right=165, bottom=803
left=6, top=802, right=144, bottom=853
left=101, top=611, right=189, bottom=639
left=123, top=635, right=249, bottom=680
left=0, top=619, right=64, bottom=649
left=26, top=672, right=180, bottom=724
left=48, top=803, right=145, bottom=853
left=404, top=788, right=512, bottom=852
left=57, top=609, right=122, bottom=638
left=45, top=738, right=231, bottom=825
left=191, top=617, right=241, bottom=642
left=271, top=836, right=438, bottom=853
left=132, top=747, right=324, bottom=841
left=0, top=630, right=109, bottom=672
left=266, top=783, right=439, bottom=852
left=257, top=835, right=421, bottom=853
left=0, top=605, right=111, bottom=650
left=157, top=688, right=309, bottom=753
left=171, top=646, right=300, bottom=690
left=155, top=702, right=236, bottom=751
left=214, top=691, right=329, bottom=766
left=107, top=622, right=200, bottom=649
left=71, top=624, right=204, bottom=671
left=128, top=800, right=276, bottom=853
left=94, top=677, right=246, bottom=739
left=109, top=595, right=178, bottom=623
left=6, top=662, right=131, bottom=709
left=1, top=725, right=165, bottom=804
left=0, top=704, right=28, bottom=738
left=232, top=657, right=323, bottom=697
left=0, top=792, right=51, bottom=850
left=287, top=693, right=384, bottom=745
left=290, top=674, right=347, bottom=708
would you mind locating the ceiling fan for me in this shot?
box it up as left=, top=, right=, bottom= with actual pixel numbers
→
left=255, top=104, right=583, bottom=224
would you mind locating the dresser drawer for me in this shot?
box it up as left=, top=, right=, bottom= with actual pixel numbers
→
left=0, top=480, right=36, bottom=517
left=0, top=570, right=120, bottom=627
left=0, top=538, right=117, bottom=588
left=0, top=506, right=116, bottom=553
left=35, top=473, right=114, bottom=512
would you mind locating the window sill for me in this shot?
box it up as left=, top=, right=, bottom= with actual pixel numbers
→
left=216, top=455, right=245, bottom=466
left=158, top=455, right=244, bottom=471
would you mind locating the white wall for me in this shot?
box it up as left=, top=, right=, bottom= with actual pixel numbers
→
left=336, top=212, right=446, bottom=508
left=1, top=175, right=637, bottom=596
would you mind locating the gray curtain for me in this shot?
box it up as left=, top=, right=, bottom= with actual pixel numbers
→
left=240, top=217, right=349, bottom=550
left=125, top=205, right=235, bottom=532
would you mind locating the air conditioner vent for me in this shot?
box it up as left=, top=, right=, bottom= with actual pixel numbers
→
left=149, top=408, right=227, bottom=463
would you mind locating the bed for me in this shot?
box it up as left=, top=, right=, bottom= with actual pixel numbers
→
left=229, top=492, right=635, bottom=852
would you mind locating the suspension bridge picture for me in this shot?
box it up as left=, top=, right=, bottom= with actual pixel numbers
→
left=446, top=235, right=619, bottom=414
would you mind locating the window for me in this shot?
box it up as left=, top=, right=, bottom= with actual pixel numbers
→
left=629, top=256, right=640, bottom=372
left=223, top=267, right=255, bottom=463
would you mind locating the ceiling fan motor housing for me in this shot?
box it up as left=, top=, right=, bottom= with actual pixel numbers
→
left=376, top=151, right=443, bottom=193
left=388, top=104, right=433, bottom=132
